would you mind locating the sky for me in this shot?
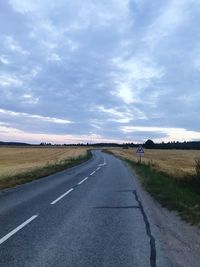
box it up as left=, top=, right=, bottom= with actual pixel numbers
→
left=0, top=0, right=200, bottom=144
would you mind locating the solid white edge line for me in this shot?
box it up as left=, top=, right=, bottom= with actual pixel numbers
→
left=90, top=171, right=96, bottom=176
left=51, top=188, right=74, bottom=205
left=96, top=167, right=100, bottom=171
left=0, top=215, right=38, bottom=245
left=78, top=177, right=88, bottom=185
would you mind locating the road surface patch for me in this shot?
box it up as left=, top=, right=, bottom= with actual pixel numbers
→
left=0, top=215, right=38, bottom=245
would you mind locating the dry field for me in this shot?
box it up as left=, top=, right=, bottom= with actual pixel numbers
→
left=108, top=148, right=200, bottom=177
left=0, top=146, right=88, bottom=179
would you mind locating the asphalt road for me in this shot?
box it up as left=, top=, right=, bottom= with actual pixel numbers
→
left=0, top=150, right=157, bottom=267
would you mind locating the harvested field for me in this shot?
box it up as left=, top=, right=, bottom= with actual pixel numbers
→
left=0, top=146, right=88, bottom=179
left=107, top=148, right=200, bottom=177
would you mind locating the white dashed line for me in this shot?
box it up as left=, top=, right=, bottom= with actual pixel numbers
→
left=0, top=159, right=106, bottom=246
left=51, top=188, right=74, bottom=205
left=78, top=177, right=88, bottom=185
left=98, top=160, right=107, bottom=167
left=0, top=215, right=38, bottom=245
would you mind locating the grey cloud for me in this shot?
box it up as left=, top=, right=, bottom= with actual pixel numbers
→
left=0, top=0, right=200, bottom=143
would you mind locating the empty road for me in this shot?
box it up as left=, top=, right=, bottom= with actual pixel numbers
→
left=0, top=150, right=160, bottom=266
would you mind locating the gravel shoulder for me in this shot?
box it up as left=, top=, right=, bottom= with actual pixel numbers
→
left=126, top=162, right=200, bottom=267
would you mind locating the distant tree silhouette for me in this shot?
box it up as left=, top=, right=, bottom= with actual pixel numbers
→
left=144, top=139, right=155, bottom=149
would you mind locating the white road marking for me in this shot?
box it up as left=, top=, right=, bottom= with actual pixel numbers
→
left=98, top=159, right=107, bottom=167
left=78, top=177, right=88, bottom=185
left=51, top=188, right=74, bottom=205
left=0, top=215, right=38, bottom=245
left=90, top=171, right=96, bottom=176
left=96, top=167, right=101, bottom=171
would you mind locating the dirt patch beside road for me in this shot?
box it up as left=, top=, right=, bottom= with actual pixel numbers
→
left=128, top=163, right=200, bottom=267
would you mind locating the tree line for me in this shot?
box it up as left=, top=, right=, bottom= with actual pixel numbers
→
left=1, top=140, right=200, bottom=150
left=144, top=139, right=200, bottom=150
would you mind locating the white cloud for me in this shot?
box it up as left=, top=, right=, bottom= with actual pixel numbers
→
left=4, top=35, right=29, bottom=55
left=0, top=55, right=10, bottom=65
left=48, top=53, right=61, bottom=62
left=120, top=126, right=200, bottom=142
left=30, top=66, right=42, bottom=77
left=98, top=106, right=133, bottom=123
left=0, top=124, right=125, bottom=144
left=98, top=105, right=146, bottom=123
left=67, top=39, right=79, bottom=52
left=0, top=1, right=200, bottom=143
left=113, top=57, right=163, bottom=80
left=114, top=83, right=135, bottom=104
left=8, top=0, right=47, bottom=14
left=0, top=109, right=72, bottom=124
left=22, top=94, right=39, bottom=105
left=111, top=56, right=164, bottom=104
left=0, top=74, right=23, bottom=87
left=143, top=0, right=190, bottom=46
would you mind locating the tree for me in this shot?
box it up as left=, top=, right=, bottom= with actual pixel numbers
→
left=144, top=139, right=155, bottom=149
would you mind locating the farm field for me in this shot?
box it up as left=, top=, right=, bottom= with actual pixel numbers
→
left=107, top=148, right=200, bottom=177
left=0, top=146, right=88, bottom=180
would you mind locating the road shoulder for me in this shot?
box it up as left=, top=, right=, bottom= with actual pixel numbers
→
left=126, top=162, right=200, bottom=267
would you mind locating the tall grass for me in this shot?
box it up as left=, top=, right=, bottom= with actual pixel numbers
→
left=130, top=160, right=200, bottom=225
left=195, top=158, right=200, bottom=179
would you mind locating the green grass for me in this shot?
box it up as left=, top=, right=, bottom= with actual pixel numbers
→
left=127, top=160, right=200, bottom=225
left=0, top=150, right=92, bottom=190
left=104, top=149, right=200, bottom=225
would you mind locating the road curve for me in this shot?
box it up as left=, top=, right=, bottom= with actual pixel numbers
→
left=0, top=150, right=162, bottom=267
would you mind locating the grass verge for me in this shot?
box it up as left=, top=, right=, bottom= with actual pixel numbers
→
left=0, top=150, right=92, bottom=190
left=104, top=150, right=200, bottom=225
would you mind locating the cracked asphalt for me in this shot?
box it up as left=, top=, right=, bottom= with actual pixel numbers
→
left=0, top=150, right=162, bottom=267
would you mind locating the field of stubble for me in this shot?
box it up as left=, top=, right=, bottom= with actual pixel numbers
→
left=108, top=148, right=200, bottom=177
left=0, top=146, right=88, bottom=179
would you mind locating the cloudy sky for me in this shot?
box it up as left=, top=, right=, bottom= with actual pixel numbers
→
left=0, top=0, right=200, bottom=144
